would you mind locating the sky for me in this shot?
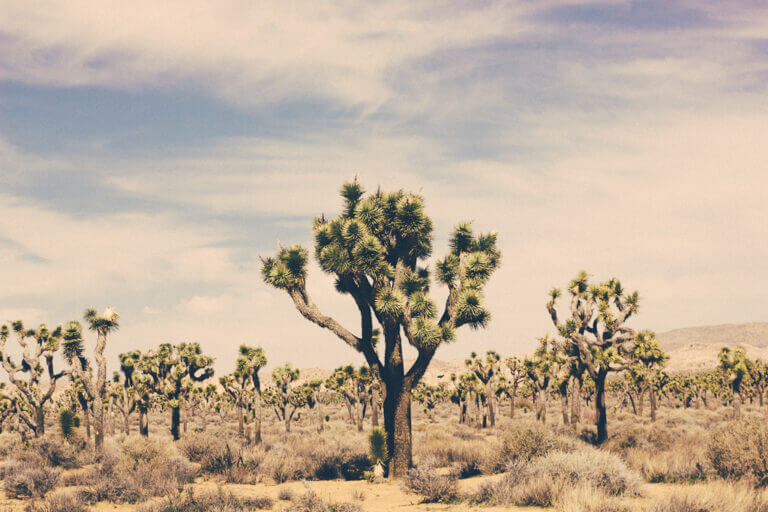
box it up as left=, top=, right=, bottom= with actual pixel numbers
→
left=1, top=0, right=767, bottom=374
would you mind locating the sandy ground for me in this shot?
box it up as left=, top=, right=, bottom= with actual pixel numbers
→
left=0, top=473, right=686, bottom=512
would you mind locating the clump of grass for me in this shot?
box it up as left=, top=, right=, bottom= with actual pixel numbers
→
left=472, top=448, right=642, bottom=507
left=650, top=481, right=768, bottom=512
left=278, top=487, right=295, bottom=501
left=136, top=488, right=273, bottom=512
left=286, top=486, right=363, bottom=512
left=2, top=460, right=61, bottom=499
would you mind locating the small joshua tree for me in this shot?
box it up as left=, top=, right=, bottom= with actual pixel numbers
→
left=503, top=356, right=525, bottom=419
left=749, top=358, right=768, bottom=407
left=546, top=271, right=640, bottom=443
left=719, top=346, right=750, bottom=418
left=142, top=342, right=215, bottom=440
left=631, top=330, right=668, bottom=420
left=0, top=322, right=67, bottom=436
left=523, top=336, right=560, bottom=424
left=326, top=365, right=373, bottom=431
left=262, top=364, right=307, bottom=433
left=411, top=382, right=447, bottom=423
left=261, top=178, right=501, bottom=476
left=220, top=344, right=267, bottom=442
left=465, top=350, right=501, bottom=427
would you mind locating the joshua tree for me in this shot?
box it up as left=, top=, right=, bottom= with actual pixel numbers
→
left=631, top=330, right=668, bottom=420
left=303, top=379, right=325, bottom=433
left=262, top=363, right=308, bottom=432
left=326, top=365, right=373, bottom=431
left=523, top=335, right=560, bottom=424
left=0, top=322, right=67, bottom=436
left=0, top=386, right=18, bottom=433
left=261, top=179, right=500, bottom=476
left=411, top=382, right=447, bottom=422
left=60, top=308, right=118, bottom=451
left=749, top=358, right=768, bottom=407
left=719, top=346, right=750, bottom=418
left=142, top=343, right=214, bottom=440
left=220, top=345, right=267, bottom=443
left=546, top=272, right=640, bottom=443
left=503, top=356, right=525, bottom=419
left=449, top=372, right=472, bottom=424
left=465, top=350, right=501, bottom=427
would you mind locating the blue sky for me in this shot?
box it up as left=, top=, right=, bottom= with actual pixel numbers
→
left=1, top=0, right=767, bottom=372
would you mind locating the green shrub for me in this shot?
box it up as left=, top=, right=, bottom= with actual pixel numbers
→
left=58, top=409, right=76, bottom=440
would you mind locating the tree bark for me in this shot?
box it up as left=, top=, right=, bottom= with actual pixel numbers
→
left=34, top=407, right=45, bottom=437
left=570, top=381, right=580, bottom=427
left=485, top=382, right=496, bottom=427
left=650, top=389, right=657, bottom=421
left=237, top=405, right=244, bottom=436
left=371, top=386, right=379, bottom=427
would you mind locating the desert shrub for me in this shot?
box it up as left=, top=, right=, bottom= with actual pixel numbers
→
left=177, top=432, right=228, bottom=470
left=278, top=487, right=295, bottom=500
left=136, top=488, right=273, bottom=512
left=629, top=445, right=709, bottom=483
left=482, top=423, right=573, bottom=474
left=472, top=448, right=642, bottom=506
left=0, top=432, right=23, bottom=457
left=650, top=481, right=768, bottom=512
left=3, top=461, right=61, bottom=499
left=24, top=489, right=88, bottom=512
left=402, top=458, right=459, bottom=504
left=368, top=428, right=387, bottom=466
left=416, top=430, right=486, bottom=477
left=708, top=419, right=768, bottom=486
left=33, top=436, right=79, bottom=469
left=79, top=437, right=199, bottom=503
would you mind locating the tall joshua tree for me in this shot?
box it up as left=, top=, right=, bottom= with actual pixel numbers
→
left=466, top=350, right=501, bottom=427
left=523, top=335, right=559, bottom=424
left=546, top=271, right=640, bottom=443
left=0, top=322, right=67, bottom=436
left=261, top=179, right=500, bottom=476
left=61, top=308, right=119, bottom=451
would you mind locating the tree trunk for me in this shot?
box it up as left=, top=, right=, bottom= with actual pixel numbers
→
left=371, top=386, right=379, bottom=427
left=139, top=407, right=149, bottom=437
left=561, top=391, right=569, bottom=425
left=637, top=389, right=644, bottom=417
left=485, top=383, right=496, bottom=427
left=570, top=381, right=580, bottom=427
left=733, top=391, right=742, bottom=419
left=83, top=408, right=91, bottom=442
left=284, top=416, right=291, bottom=433
left=237, top=405, right=244, bottom=436
left=253, top=401, right=262, bottom=444
left=384, top=381, right=411, bottom=478
left=171, top=406, right=181, bottom=440
left=124, top=413, right=131, bottom=435
left=509, top=391, right=516, bottom=419
left=34, top=407, right=45, bottom=437
left=535, top=390, right=547, bottom=423
left=595, top=372, right=608, bottom=444
left=650, top=389, right=657, bottom=421
left=94, top=403, right=104, bottom=450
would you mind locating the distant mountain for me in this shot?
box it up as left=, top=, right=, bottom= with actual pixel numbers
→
left=658, top=322, right=768, bottom=372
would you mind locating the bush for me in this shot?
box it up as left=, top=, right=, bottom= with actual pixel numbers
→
left=402, top=458, right=458, bottom=504
left=34, top=436, right=79, bottom=469
left=79, top=437, right=199, bottom=503
left=472, top=448, right=642, bottom=507
left=707, top=419, right=768, bottom=486
left=58, top=409, right=76, bottom=440
left=0, top=432, right=23, bottom=457
left=24, top=489, right=88, bottom=512
left=483, top=423, right=573, bottom=473
left=3, top=461, right=61, bottom=499
left=177, top=432, right=231, bottom=473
